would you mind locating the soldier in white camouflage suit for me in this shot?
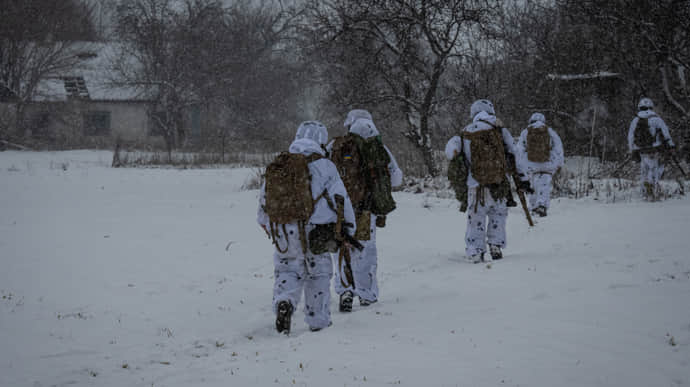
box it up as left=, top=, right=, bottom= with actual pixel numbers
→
left=445, top=100, right=531, bottom=263
left=627, top=98, right=675, bottom=200
left=328, top=110, right=403, bottom=311
left=516, top=113, right=564, bottom=217
left=257, top=121, right=356, bottom=333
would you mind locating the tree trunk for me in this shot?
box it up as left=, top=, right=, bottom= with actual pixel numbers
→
left=419, top=113, right=439, bottom=177
left=414, top=58, right=446, bottom=178
left=165, top=126, right=174, bottom=164
left=14, top=102, right=27, bottom=139
left=421, top=141, right=438, bottom=177
left=402, top=109, right=439, bottom=177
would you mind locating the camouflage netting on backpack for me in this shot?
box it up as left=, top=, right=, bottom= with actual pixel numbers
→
left=331, top=134, right=396, bottom=217
left=331, top=134, right=368, bottom=208
left=362, top=136, right=395, bottom=216
left=264, top=152, right=320, bottom=253
left=634, top=117, right=656, bottom=150
left=526, top=125, right=551, bottom=163
left=464, top=127, right=507, bottom=185
left=447, top=146, right=469, bottom=211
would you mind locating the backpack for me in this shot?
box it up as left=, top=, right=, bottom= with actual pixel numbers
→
left=264, top=152, right=321, bottom=253
left=634, top=116, right=656, bottom=149
left=331, top=133, right=396, bottom=216
left=361, top=136, right=396, bottom=216
left=526, top=125, right=551, bottom=163
left=463, top=123, right=507, bottom=185
left=331, top=134, right=368, bottom=208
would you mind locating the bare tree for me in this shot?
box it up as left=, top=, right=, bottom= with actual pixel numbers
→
left=304, top=0, right=500, bottom=176
left=114, top=0, right=202, bottom=159
left=212, top=0, right=308, bottom=154
left=494, top=0, right=690, bottom=160
left=569, top=0, right=690, bottom=158
left=0, top=0, right=96, bottom=140
left=114, top=0, right=308, bottom=160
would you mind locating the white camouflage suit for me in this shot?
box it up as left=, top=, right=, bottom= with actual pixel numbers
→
left=445, top=105, right=528, bottom=259
left=257, top=123, right=356, bottom=331
left=330, top=110, right=403, bottom=304
left=627, top=98, right=674, bottom=197
left=516, top=113, right=564, bottom=212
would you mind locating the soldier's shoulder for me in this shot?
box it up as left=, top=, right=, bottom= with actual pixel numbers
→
left=463, top=122, right=486, bottom=133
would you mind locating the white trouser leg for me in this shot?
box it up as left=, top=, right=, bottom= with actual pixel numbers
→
left=530, top=173, right=553, bottom=209
left=334, top=215, right=378, bottom=302
left=466, top=188, right=488, bottom=257
left=271, top=223, right=334, bottom=330
left=352, top=220, right=378, bottom=302
left=641, top=154, right=665, bottom=185
left=465, top=188, right=508, bottom=257
left=302, top=252, right=333, bottom=329
left=272, top=253, right=305, bottom=313
left=640, top=154, right=665, bottom=196
left=486, top=197, right=508, bottom=248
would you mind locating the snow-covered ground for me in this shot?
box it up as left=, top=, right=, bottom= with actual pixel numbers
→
left=1, top=150, right=689, bottom=387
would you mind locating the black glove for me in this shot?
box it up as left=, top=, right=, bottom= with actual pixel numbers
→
left=375, top=215, right=386, bottom=228
left=517, top=180, right=534, bottom=194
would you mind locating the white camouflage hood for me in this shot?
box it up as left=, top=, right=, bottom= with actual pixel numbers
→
left=295, top=121, right=329, bottom=145
left=349, top=118, right=380, bottom=139
left=344, top=109, right=373, bottom=128
left=288, top=138, right=326, bottom=157
left=529, top=113, right=546, bottom=127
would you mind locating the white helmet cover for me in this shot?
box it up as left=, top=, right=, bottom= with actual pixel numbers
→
left=295, top=121, right=329, bottom=145
left=470, top=99, right=495, bottom=118
left=348, top=118, right=380, bottom=139
left=344, top=109, right=373, bottom=128
left=529, top=112, right=546, bottom=125
left=638, top=97, right=654, bottom=110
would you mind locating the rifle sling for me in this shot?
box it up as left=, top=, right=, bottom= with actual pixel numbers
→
left=338, top=247, right=355, bottom=289
left=270, top=223, right=289, bottom=254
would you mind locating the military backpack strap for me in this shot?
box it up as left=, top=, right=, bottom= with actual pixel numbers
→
left=269, top=222, right=289, bottom=254
left=305, top=153, right=324, bottom=164
left=298, top=220, right=308, bottom=255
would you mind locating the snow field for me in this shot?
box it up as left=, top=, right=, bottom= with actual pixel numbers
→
left=1, top=150, right=689, bottom=387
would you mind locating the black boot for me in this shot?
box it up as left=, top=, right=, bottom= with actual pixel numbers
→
left=276, top=300, right=293, bottom=335
left=339, top=291, right=353, bottom=312
left=533, top=206, right=547, bottom=217
left=489, top=244, right=503, bottom=260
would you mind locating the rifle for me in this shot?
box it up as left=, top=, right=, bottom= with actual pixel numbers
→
left=333, top=194, right=364, bottom=250
left=512, top=172, right=535, bottom=227
left=663, top=145, right=687, bottom=177
left=334, top=195, right=364, bottom=289
left=506, top=153, right=534, bottom=227
left=337, top=223, right=364, bottom=289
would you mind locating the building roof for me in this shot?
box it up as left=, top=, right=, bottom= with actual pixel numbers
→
left=33, top=42, right=156, bottom=103
left=546, top=71, right=622, bottom=81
